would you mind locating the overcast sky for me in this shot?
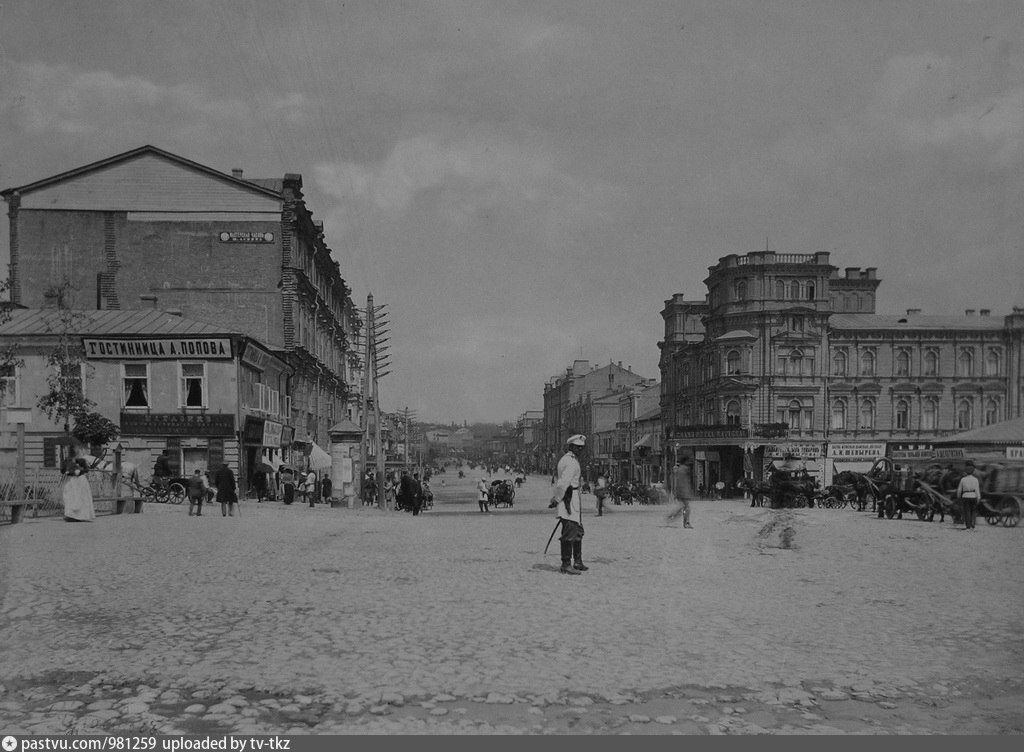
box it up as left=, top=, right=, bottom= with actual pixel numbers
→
left=1, top=1, right=1022, bottom=424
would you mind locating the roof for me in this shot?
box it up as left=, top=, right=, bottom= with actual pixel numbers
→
left=932, top=417, right=1024, bottom=445
left=0, top=308, right=239, bottom=337
left=715, top=329, right=755, bottom=340
left=637, top=406, right=662, bottom=422
left=829, top=313, right=1004, bottom=331
left=1, top=144, right=282, bottom=200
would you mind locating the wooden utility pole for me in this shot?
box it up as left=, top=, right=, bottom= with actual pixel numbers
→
left=359, top=294, right=373, bottom=506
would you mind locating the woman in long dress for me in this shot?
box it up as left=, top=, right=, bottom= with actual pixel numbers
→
left=62, top=447, right=96, bottom=522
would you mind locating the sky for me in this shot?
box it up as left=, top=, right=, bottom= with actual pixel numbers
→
left=1, top=1, right=1022, bottom=425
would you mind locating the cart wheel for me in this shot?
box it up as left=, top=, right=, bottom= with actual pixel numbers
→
left=824, top=496, right=838, bottom=509
left=794, top=494, right=808, bottom=509
left=1003, top=496, right=1021, bottom=527
left=168, top=482, right=187, bottom=505
left=985, top=512, right=1001, bottom=525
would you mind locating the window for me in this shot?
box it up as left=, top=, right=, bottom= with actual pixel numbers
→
left=775, top=280, right=786, bottom=300
left=956, top=398, right=972, bottom=430
left=791, top=316, right=804, bottom=332
left=856, top=295, right=863, bottom=312
left=831, top=399, right=846, bottom=431
left=895, top=399, right=910, bottom=430
left=832, top=351, right=848, bottom=377
left=122, top=363, right=150, bottom=408
left=790, top=281, right=801, bottom=300
left=985, top=349, right=1001, bottom=377
left=725, top=400, right=741, bottom=425
left=789, top=349, right=804, bottom=377
left=895, top=350, right=910, bottom=377
left=780, top=399, right=811, bottom=431
left=957, top=349, right=974, bottom=378
left=726, top=350, right=741, bottom=375
left=923, top=350, right=938, bottom=377
left=842, top=295, right=850, bottom=312
left=922, top=398, right=938, bottom=431
left=860, top=350, right=876, bottom=377
left=806, top=282, right=815, bottom=300
left=736, top=281, right=747, bottom=301
left=0, top=364, right=18, bottom=407
left=859, top=399, right=875, bottom=429
left=180, top=363, right=207, bottom=408
left=984, top=398, right=998, bottom=426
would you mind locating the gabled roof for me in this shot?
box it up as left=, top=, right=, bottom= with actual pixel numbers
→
left=1, top=144, right=282, bottom=200
left=829, top=313, right=1004, bottom=331
left=933, top=417, right=1024, bottom=445
left=0, top=308, right=239, bottom=337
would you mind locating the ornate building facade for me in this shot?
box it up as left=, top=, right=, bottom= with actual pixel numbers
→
left=659, top=251, right=1024, bottom=492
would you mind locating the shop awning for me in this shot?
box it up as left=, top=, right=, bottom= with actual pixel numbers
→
left=309, top=442, right=332, bottom=470
left=633, top=433, right=653, bottom=449
left=833, top=460, right=875, bottom=475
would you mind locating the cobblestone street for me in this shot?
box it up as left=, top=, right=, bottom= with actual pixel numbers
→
left=1, top=470, right=1022, bottom=735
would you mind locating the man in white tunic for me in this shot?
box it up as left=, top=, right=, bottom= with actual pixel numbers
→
left=550, top=434, right=588, bottom=575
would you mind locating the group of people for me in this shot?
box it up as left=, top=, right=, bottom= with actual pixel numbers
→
left=252, top=465, right=332, bottom=507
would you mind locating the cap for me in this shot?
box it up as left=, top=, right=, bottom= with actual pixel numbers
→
left=567, top=434, right=586, bottom=446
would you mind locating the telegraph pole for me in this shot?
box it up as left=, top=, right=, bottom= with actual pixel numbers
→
left=359, top=294, right=373, bottom=506
left=357, top=295, right=391, bottom=509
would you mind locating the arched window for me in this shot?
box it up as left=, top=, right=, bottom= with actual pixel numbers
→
left=958, top=349, right=974, bottom=378
left=922, top=397, right=938, bottom=431
left=806, top=282, right=815, bottom=300
left=832, top=351, right=848, bottom=377
left=775, top=280, right=786, bottom=299
left=895, top=350, right=910, bottom=377
left=985, top=398, right=999, bottom=425
left=789, top=349, right=804, bottom=377
left=957, top=398, right=973, bottom=430
left=726, top=350, right=741, bottom=375
left=788, top=399, right=803, bottom=429
left=682, top=363, right=690, bottom=387
left=923, top=350, right=939, bottom=377
left=736, top=280, right=747, bottom=301
left=895, top=399, right=910, bottom=430
left=860, top=350, right=875, bottom=377
left=831, top=399, right=846, bottom=431
left=725, top=399, right=741, bottom=425
left=856, top=295, right=863, bottom=312
left=790, top=281, right=801, bottom=300
left=859, top=399, right=875, bottom=429
left=985, top=349, right=1000, bottom=377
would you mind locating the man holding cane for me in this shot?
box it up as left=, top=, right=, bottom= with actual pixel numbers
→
left=549, top=434, right=588, bottom=575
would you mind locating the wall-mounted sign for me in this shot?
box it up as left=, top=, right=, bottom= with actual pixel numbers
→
left=935, top=447, right=965, bottom=459
left=765, top=443, right=823, bottom=458
left=280, top=425, right=295, bottom=448
left=120, top=412, right=235, bottom=437
left=84, top=338, right=233, bottom=359
left=828, top=442, right=886, bottom=459
left=1007, top=447, right=1024, bottom=460
left=262, top=420, right=283, bottom=448
left=219, top=231, right=275, bottom=243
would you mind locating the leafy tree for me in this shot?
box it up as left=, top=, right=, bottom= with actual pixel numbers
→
left=72, top=411, right=120, bottom=448
left=36, top=281, right=94, bottom=433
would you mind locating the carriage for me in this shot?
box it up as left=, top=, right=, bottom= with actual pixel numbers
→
left=488, top=479, right=515, bottom=508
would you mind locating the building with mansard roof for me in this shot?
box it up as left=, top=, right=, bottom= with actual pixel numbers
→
left=659, top=250, right=1024, bottom=493
left=2, top=145, right=364, bottom=486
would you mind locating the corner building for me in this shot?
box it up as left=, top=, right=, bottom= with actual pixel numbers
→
left=2, top=145, right=363, bottom=475
left=659, top=251, right=1024, bottom=492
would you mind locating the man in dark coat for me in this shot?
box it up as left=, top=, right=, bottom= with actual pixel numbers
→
left=410, top=472, right=424, bottom=516
left=398, top=470, right=418, bottom=514
left=213, top=463, right=238, bottom=517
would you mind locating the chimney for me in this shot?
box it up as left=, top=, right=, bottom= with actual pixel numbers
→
left=231, top=168, right=244, bottom=178
left=140, top=294, right=157, bottom=309
left=965, top=309, right=976, bottom=316
left=980, top=309, right=990, bottom=317
left=906, top=308, right=921, bottom=316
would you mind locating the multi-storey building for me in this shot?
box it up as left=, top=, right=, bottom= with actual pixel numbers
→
left=542, top=359, right=650, bottom=473
left=2, top=145, right=363, bottom=487
left=659, top=251, right=1024, bottom=492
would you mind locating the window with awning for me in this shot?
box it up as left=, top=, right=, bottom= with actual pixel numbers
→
left=633, top=433, right=653, bottom=449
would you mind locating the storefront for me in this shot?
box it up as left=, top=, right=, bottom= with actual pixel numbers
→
left=242, top=415, right=292, bottom=491
left=826, top=441, right=887, bottom=486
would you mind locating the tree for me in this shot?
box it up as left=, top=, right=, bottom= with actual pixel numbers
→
left=36, top=281, right=94, bottom=433
left=72, top=411, right=120, bottom=449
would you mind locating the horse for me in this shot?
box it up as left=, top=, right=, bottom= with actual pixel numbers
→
left=736, top=477, right=771, bottom=507
left=80, top=453, right=142, bottom=495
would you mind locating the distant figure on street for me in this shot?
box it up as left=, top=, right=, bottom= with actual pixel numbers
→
left=398, top=470, right=416, bottom=513
left=252, top=467, right=269, bottom=503
left=550, top=434, right=588, bottom=575
left=477, top=477, right=490, bottom=513
left=304, top=467, right=317, bottom=507
left=956, top=460, right=981, bottom=530
left=187, top=468, right=209, bottom=517
left=594, top=474, right=609, bottom=517
left=214, top=463, right=238, bottom=517
left=61, top=444, right=95, bottom=523
left=280, top=465, right=295, bottom=505
left=666, top=456, right=695, bottom=528
left=320, top=473, right=333, bottom=505
left=411, top=472, right=424, bottom=516
left=152, top=449, right=172, bottom=491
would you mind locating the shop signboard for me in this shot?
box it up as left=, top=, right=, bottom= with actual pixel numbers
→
left=280, top=425, right=295, bottom=448
left=262, top=420, right=283, bottom=448
left=935, top=447, right=965, bottom=459
left=828, top=442, right=886, bottom=459
left=765, top=443, right=823, bottom=459
left=1006, top=447, right=1024, bottom=461
left=84, top=338, right=232, bottom=359
left=121, top=412, right=235, bottom=437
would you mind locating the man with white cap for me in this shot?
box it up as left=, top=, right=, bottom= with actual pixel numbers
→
left=549, top=434, right=588, bottom=574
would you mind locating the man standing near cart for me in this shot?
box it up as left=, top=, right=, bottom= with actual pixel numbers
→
left=956, top=460, right=981, bottom=530
left=549, top=434, right=588, bottom=575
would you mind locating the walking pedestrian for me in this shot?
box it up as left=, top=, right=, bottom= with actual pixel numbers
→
left=477, top=477, right=490, bottom=513
left=280, top=465, right=295, bottom=505
left=320, top=472, right=333, bottom=505
left=61, top=444, right=95, bottom=523
left=666, top=455, right=695, bottom=528
left=549, top=434, right=588, bottom=575
left=214, top=463, right=238, bottom=517
left=594, top=473, right=609, bottom=517
left=187, top=468, right=209, bottom=517
left=411, top=471, right=424, bottom=516
left=956, top=460, right=981, bottom=530
left=304, top=467, right=317, bottom=507
left=252, top=467, right=269, bottom=503
left=152, top=449, right=172, bottom=491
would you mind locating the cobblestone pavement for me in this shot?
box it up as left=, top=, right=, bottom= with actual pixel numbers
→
left=1, top=469, right=1022, bottom=735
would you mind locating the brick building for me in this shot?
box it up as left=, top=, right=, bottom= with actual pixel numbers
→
left=659, top=250, right=1024, bottom=492
left=1, top=145, right=363, bottom=462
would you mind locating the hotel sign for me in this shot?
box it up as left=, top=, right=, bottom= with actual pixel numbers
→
left=120, top=412, right=235, bottom=437
left=84, top=338, right=233, bottom=359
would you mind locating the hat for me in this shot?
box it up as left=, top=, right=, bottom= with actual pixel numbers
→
left=567, top=434, right=586, bottom=446
left=964, top=460, right=975, bottom=468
